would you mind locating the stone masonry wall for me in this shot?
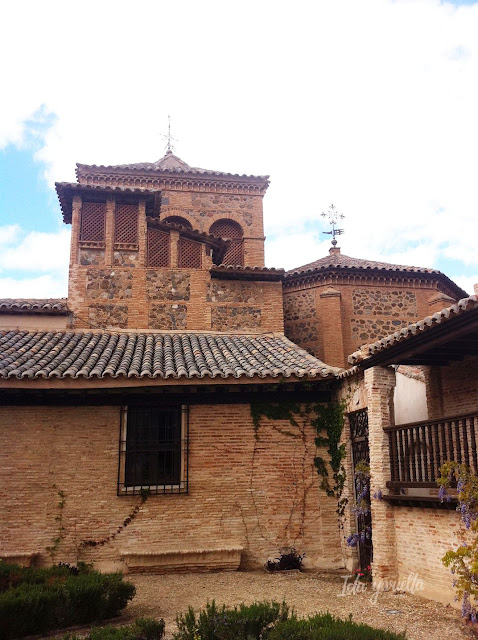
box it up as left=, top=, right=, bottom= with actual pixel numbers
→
left=0, top=403, right=342, bottom=573
left=283, top=280, right=445, bottom=367
left=283, top=290, right=320, bottom=358
left=352, top=289, right=417, bottom=317
left=211, top=306, right=261, bottom=331
left=149, top=304, right=187, bottom=330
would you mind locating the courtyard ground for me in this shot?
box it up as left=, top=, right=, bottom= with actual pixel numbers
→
left=115, top=569, right=474, bottom=640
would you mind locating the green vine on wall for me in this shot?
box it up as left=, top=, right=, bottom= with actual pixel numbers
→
left=250, top=400, right=347, bottom=519
left=312, top=401, right=348, bottom=519
left=78, top=488, right=150, bottom=554
left=46, top=485, right=67, bottom=561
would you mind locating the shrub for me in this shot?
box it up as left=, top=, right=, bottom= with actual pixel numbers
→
left=265, top=547, right=305, bottom=572
left=0, top=567, right=136, bottom=639
left=268, top=613, right=407, bottom=640
left=60, top=618, right=165, bottom=640
left=174, top=600, right=290, bottom=640
left=0, top=561, right=90, bottom=593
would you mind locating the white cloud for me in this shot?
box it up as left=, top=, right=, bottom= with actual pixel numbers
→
left=1, top=0, right=478, bottom=295
left=0, top=225, right=21, bottom=246
left=0, top=228, right=70, bottom=273
left=0, top=274, right=68, bottom=299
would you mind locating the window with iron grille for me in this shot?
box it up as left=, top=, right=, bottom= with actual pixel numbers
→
left=178, top=237, right=202, bottom=269
left=115, top=203, right=138, bottom=245
left=118, top=406, right=189, bottom=495
left=81, top=202, right=106, bottom=242
left=147, top=228, right=170, bottom=267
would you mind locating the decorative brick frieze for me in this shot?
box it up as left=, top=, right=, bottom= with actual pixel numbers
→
left=207, top=281, right=263, bottom=304
left=86, top=270, right=133, bottom=300
left=146, top=271, right=190, bottom=301
left=113, top=251, right=139, bottom=268
left=211, top=306, right=261, bottom=330
left=149, top=304, right=187, bottom=330
left=353, top=289, right=417, bottom=317
left=88, top=304, right=128, bottom=329
left=351, top=318, right=407, bottom=345
left=79, top=249, right=105, bottom=266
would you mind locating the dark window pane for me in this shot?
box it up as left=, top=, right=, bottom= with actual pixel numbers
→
left=125, top=407, right=181, bottom=487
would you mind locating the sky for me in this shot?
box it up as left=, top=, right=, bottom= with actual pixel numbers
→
left=1, top=0, right=478, bottom=298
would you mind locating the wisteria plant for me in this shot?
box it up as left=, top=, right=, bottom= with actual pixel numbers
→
left=438, top=462, right=478, bottom=621
left=346, top=461, right=372, bottom=549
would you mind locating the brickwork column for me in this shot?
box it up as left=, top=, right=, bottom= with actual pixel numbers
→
left=364, top=366, right=398, bottom=584
left=170, top=231, right=179, bottom=268
left=318, top=288, right=345, bottom=367
left=105, top=197, right=115, bottom=267
left=138, top=198, right=147, bottom=268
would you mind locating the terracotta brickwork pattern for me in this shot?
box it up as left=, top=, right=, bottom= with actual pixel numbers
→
left=0, top=404, right=342, bottom=572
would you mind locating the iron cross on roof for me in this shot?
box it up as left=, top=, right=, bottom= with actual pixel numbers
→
left=161, top=115, right=178, bottom=153
left=321, top=204, right=345, bottom=247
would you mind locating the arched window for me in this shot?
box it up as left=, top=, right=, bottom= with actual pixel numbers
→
left=209, top=219, right=244, bottom=266
left=163, top=216, right=193, bottom=230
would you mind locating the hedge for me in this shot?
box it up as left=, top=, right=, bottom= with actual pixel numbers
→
left=60, top=618, right=165, bottom=640
left=0, top=564, right=135, bottom=639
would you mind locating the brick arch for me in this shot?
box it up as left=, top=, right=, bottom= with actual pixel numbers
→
left=209, top=219, right=243, bottom=239
left=209, top=218, right=244, bottom=266
left=159, top=210, right=197, bottom=230
left=162, top=215, right=193, bottom=230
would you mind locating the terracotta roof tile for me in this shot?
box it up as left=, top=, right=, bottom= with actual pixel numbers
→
left=76, top=151, right=269, bottom=182
left=0, top=299, right=68, bottom=315
left=348, top=294, right=478, bottom=365
left=0, top=331, right=340, bottom=381
left=286, top=252, right=441, bottom=277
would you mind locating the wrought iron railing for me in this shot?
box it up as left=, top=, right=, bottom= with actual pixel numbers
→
left=385, top=412, right=478, bottom=488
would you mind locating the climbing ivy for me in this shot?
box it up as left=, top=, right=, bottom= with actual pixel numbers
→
left=250, top=400, right=347, bottom=518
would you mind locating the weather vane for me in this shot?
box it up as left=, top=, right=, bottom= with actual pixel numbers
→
left=161, top=115, right=178, bottom=153
left=321, top=204, right=345, bottom=247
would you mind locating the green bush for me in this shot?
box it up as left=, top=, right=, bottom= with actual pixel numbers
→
left=174, top=604, right=407, bottom=640
left=268, top=613, right=407, bottom=640
left=60, top=618, right=165, bottom=640
left=0, top=566, right=136, bottom=639
left=174, top=600, right=290, bottom=640
left=0, top=561, right=90, bottom=592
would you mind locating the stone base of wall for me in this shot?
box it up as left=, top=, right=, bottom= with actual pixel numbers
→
left=0, top=552, right=38, bottom=567
left=121, top=547, right=243, bottom=573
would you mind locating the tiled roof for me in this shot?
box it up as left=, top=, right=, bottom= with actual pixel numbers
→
left=76, top=151, right=269, bottom=182
left=0, top=299, right=68, bottom=315
left=285, top=250, right=468, bottom=299
left=210, top=265, right=285, bottom=281
left=0, top=330, right=340, bottom=381
left=55, top=182, right=159, bottom=224
left=286, top=252, right=441, bottom=277
left=348, top=295, right=478, bottom=365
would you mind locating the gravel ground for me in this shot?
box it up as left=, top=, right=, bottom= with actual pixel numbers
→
left=114, top=569, right=475, bottom=640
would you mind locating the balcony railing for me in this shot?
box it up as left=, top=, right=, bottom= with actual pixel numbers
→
left=385, top=412, right=478, bottom=489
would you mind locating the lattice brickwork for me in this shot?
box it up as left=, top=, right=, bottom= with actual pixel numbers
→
left=147, top=229, right=170, bottom=267
left=115, top=204, right=138, bottom=244
left=178, top=238, right=202, bottom=269
left=81, top=202, right=106, bottom=242
left=210, top=219, right=243, bottom=239
left=222, top=240, right=244, bottom=266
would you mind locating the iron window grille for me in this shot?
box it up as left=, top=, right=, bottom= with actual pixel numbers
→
left=118, top=405, right=189, bottom=496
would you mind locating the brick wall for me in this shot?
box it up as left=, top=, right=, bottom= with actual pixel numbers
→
left=0, top=403, right=341, bottom=572
left=426, top=356, right=478, bottom=420
left=68, top=195, right=280, bottom=331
